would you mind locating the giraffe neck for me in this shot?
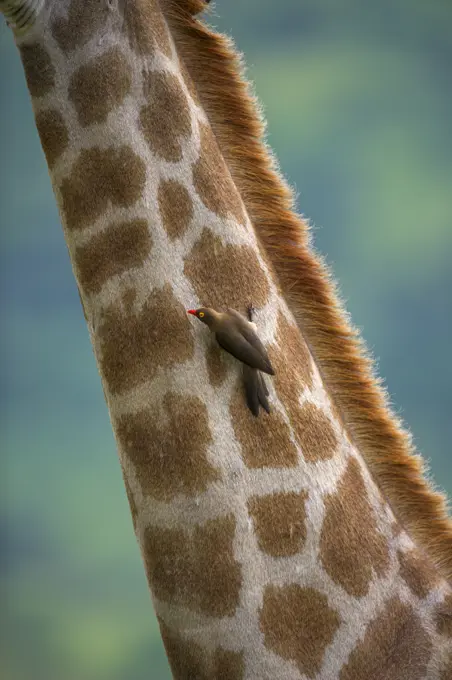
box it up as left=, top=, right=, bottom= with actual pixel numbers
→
left=6, top=0, right=452, bottom=677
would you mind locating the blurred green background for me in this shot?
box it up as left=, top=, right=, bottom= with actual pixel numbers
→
left=1, top=1, right=451, bottom=678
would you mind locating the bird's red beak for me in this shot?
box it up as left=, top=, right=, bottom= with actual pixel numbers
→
left=187, top=309, right=197, bottom=316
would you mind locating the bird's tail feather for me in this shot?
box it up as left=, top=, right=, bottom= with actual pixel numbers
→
left=243, top=364, right=270, bottom=416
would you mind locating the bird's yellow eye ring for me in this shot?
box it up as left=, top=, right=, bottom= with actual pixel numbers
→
left=199, top=311, right=205, bottom=318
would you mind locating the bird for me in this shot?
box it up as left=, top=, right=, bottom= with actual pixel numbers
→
left=187, top=305, right=274, bottom=416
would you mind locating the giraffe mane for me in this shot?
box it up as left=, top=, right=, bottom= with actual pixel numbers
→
left=162, top=0, right=452, bottom=582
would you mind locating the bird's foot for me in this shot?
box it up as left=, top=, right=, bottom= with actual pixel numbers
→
left=247, top=304, right=256, bottom=322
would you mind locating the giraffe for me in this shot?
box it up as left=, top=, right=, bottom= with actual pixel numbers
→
left=2, top=0, right=452, bottom=678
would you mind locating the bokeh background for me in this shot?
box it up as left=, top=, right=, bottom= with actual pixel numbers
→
left=1, top=1, right=451, bottom=678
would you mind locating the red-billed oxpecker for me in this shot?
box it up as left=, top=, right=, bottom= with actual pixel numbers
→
left=187, top=306, right=274, bottom=416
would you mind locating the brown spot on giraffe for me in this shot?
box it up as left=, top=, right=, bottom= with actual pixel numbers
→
left=273, top=316, right=335, bottom=465
left=158, top=179, right=194, bottom=239
left=159, top=621, right=244, bottom=679
left=435, top=592, right=452, bottom=637
left=205, top=343, right=228, bottom=387
left=398, top=547, right=440, bottom=599
left=340, top=597, right=432, bottom=680
left=52, top=0, right=108, bottom=53
left=160, top=623, right=209, bottom=680
left=248, top=491, right=308, bottom=557
left=269, top=312, right=314, bottom=422
left=122, top=0, right=172, bottom=59
left=19, top=43, right=55, bottom=97
left=60, top=146, right=146, bottom=232
left=440, top=653, right=452, bottom=680
left=214, top=648, right=244, bottom=679
left=116, top=392, right=218, bottom=501
left=230, top=380, right=299, bottom=468
left=122, top=287, right=137, bottom=309
left=145, top=516, right=242, bottom=617
left=35, top=109, right=69, bottom=169
left=98, top=284, right=194, bottom=394
left=75, top=219, right=151, bottom=295
left=193, top=124, right=246, bottom=226
left=292, top=402, right=337, bottom=462
left=320, top=456, right=390, bottom=597
left=260, top=584, right=340, bottom=677
left=68, top=47, right=132, bottom=127
left=184, top=229, right=270, bottom=312
left=140, top=71, right=192, bottom=162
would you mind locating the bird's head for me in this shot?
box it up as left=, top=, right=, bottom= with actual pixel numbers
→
left=187, top=307, right=218, bottom=328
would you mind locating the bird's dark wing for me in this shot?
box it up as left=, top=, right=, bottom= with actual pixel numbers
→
left=225, top=308, right=250, bottom=325
left=256, top=372, right=270, bottom=413
left=225, top=308, right=275, bottom=375
left=216, top=328, right=274, bottom=374
left=243, top=365, right=270, bottom=416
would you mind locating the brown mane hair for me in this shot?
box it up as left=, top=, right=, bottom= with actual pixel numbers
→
left=162, top=0, right=452, bottom=581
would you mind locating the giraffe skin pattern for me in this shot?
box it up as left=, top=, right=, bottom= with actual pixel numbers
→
left=6, top=0, right=452, bottom=678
